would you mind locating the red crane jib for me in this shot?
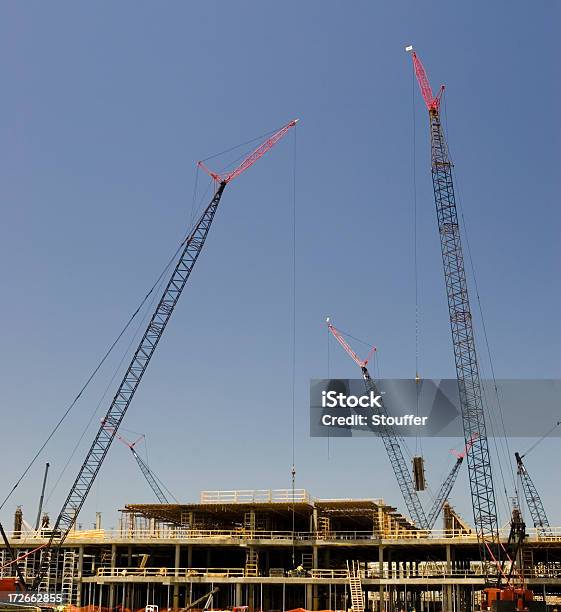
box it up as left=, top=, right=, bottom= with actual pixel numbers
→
left=198, top=118, right=298, bottom=184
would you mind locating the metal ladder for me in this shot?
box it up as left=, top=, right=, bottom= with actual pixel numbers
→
left=522, top=548, right=534, bottom=579
left=347, top=561, right=365, bottom=612
left=245, top=549, right=259, bottom=577
left=318, top=516, right=330, bottom=539
left=61, top=550, right=77, bottom=604
left=37, top=549, right=54, bottom=593
left=16, top=550, right=29, bottom=583
left=301, top=553, right=313, bottom=570
left=0, top=550, right=7, bottom=578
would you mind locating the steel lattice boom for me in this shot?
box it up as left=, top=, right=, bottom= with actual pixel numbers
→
left=30, top=119, right=297, bottom=591
left=408, top=47, right=500, bottom=564
left=426, top=457, right=463, bottom=529
left=515, top=452, right=552, bottom=537
left=32, top=182, right=227, bottom=590
left=198, top=119, right=298, bottom=184
left=130, top=448, right=169, bottom=504
left=103, top=424, right=171, bottom=504
left=426, top=436, right=476, bottom=529
left=327, top=322, right=428, bottom=529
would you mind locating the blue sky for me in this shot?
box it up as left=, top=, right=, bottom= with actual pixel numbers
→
left=0, top=1, right=559, bottom=532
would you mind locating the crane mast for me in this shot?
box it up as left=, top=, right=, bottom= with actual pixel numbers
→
left=29, top=118, right=297, bottom=591
left=408, top=47, right=500, bottom=565
left=515, top=452, right=552, bottom=537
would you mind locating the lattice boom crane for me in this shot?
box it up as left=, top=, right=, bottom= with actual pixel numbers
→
left=29, top=118, right=298, bottom=591
left=327, top=319, right=468, bottom=530
left=327, top=319, right=429, bottom=528
left=407, top=44, right=500, bottom=574
left=102, top=423, right=172, bottom=504
left=515, top=452, right=552, bottom=537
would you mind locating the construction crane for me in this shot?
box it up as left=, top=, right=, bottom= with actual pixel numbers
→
left=326, top=319, right=427, bottom=528
left=27, top=118, right=298, bottom=592
left=515, top=452, right=552, bottom=537
left=102, top=423, right=173, bottom=504
left=34, top=463, right=50, bottom=532
left=408, top=47, right=536, bottom=608
left=425, top=435, right=476, bottom=530
left=327, top=319, right=464, bottom=530
left=407, top=45, right=500, bottom=564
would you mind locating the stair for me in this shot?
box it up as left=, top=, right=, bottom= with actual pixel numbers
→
left=347, top=560, right=365, bottom=612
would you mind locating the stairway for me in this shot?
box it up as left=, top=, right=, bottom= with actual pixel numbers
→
left=347, top=560, right=365, bottom=612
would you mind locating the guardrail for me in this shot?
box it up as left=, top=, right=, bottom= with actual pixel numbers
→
left=5, top=527, right=561, bottom=543
left=200, top=489, right=313, bottom=504
left=95, top=567, right=245, bottom=578
left=90, top=566, right=489, bottom=580
left=77, top=564, right=561, bottom=581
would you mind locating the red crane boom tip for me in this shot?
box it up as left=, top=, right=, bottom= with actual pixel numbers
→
left=198, top=118, right=298, bottom=185
left=407, top=47, right=444, bottom=112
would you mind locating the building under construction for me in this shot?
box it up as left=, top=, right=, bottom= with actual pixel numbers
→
left=2, top=489, right=561, bottom=612
left=0, top=46, right=558, bottom=612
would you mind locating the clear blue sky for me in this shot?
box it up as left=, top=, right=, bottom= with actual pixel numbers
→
left=1, top=1, right=559, bottom=532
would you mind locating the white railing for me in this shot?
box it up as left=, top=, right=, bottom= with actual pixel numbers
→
left=5, top=526, right=561, bottom=544
left=200, top=489, right=313, bottom=504
left=91, top=565, right=488, bottom=580
left=95, top=567, right=245, bottom=578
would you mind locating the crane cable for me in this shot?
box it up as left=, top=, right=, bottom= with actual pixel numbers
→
left=521, top=420, right=561, bottom=458
left=0, top=242, right=182, bottom=513
left=0, top=164, right=212, bottom=513
left=412, top=63, right=423, bottom=460
left=290, top=123, right=297, bottom=566
left=45, top=262, right=169, bottom=506
left=442, top=93, right=517, bottom=520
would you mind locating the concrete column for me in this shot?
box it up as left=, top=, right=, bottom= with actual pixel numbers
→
left=235, top=583, right=242, bottom=607
left=173, top=544, right=181, bottom=609
left=76, top=545, right=84, bottom=607
left=108, top=544, right=117, bottom=609
left=379, top=546, right=385, bottom=612
left=306, top=584, right=313, bottom=610
left=443, top=544, right=453, bottom=612
left=312, top=545, right=319, bottom=608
